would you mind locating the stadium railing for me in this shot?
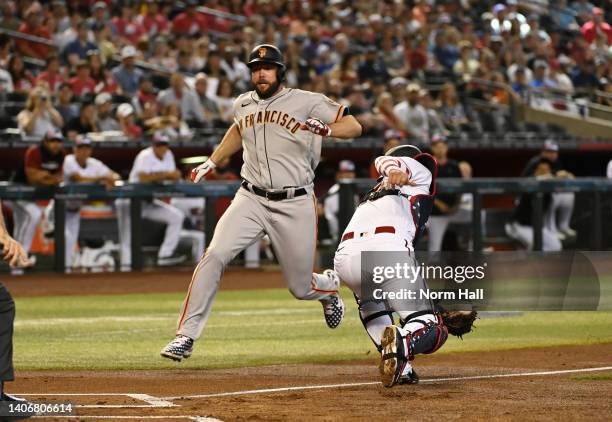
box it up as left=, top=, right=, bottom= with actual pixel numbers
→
left=2, top=178, right=612, bottom=272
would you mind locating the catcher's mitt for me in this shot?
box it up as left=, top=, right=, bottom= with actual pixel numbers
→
left=440, top=310, right=478, bottom=338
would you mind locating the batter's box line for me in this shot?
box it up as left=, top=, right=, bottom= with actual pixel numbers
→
left=163, top=365, right=612, bottom=400
left=17, top=393, right=178, bottom=408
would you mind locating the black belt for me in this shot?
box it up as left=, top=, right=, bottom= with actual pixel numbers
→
left=241, top=180, right=307, bottom=201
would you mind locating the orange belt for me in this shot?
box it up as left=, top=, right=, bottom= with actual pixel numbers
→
left=341, top=226, right=395, bottom=243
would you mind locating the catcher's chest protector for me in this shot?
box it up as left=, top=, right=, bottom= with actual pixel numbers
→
left=410, top=153, right=437, bottom=244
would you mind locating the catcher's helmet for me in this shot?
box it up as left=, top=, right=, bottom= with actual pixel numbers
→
left=247, top=44, right=286, bottom=81
left=385, top=144, right=422, bottom=158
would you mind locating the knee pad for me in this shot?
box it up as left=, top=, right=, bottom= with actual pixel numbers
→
left=400, top=313, right=448, bottom=359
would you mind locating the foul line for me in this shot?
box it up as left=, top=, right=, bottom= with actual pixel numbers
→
left=164, top=365, right=612, bottom=400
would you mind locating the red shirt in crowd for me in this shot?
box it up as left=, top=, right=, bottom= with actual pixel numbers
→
left=137, top=13, right=168, bottom=35
left=172, top=12, right=207, bottom=35
left=581, top=20, right=612, bottom=44
left=112, top=17, right=146, bottom=44
left=205, top=170, right=239, bottom=219
left=36, top=71, right=65, bottom=93
left=125, top=123, right=142, bottom=139
left=16, top=23, right=51, bottom=59
left=69, top=76, right=96, bottom=96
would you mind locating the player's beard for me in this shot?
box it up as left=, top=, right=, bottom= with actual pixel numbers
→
left=254, top=79, right=281, bottom=99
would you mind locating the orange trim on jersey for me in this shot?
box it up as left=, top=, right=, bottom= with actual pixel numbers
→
left=311, top=277, right=338, bottom=293
left=176, top=253, right=207, bottom=332
left=334, top=105, right=344, bottom=122
left=311, top=195, right=318, bottom=271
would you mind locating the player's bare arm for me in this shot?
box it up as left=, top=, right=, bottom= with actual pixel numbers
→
left=328, top=114, right=362, bottom=138
left=0, top=200, right=30, bottom=268
left=25, top=166, right=62, bottom=186
left=192, top=124, right=242, bottom=183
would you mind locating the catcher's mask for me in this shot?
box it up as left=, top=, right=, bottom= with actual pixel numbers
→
left=385, top=144, right=422, bottom=158
left=247, top=44, right=286, bottom=82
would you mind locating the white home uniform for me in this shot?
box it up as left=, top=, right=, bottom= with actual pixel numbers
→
left=116, top=146, right=184, bottom=267
left=62, top=154, right=114, bottom=268
left=176, top=87, right=347, bottom=341
left=333, top=153, right=444, bottom=365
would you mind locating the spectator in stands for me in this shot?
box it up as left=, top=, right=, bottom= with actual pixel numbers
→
left=427, top=137, right=462, bottom=252
left=7, top=54, right=34, bottom=94
left=35, top=55, right=64, bottom=94
left=194, top=72, right=221, bottom=127
left=511, top=66, right=530, bottom=98
left=157, top=72, right=205, bottom=127
left=202, top=50, right=227, bottom=94
left=95, top=93, right=119, bottom=132
left=0, top=34, right=12, bottom=69
left=372, top=91, right=407, bottom=135
left=0, top=64, right=13, bottom=93
left=16, top=4, right=51, bottom=60
left=530, top=60, right=558, bottom=90
left=571, top=58, right=599, bottom=90
left=112, top=3, right=145, bottom=45
left=433, top=29, right=459, bottom=72
left=117, top=103, right=142, bottom=140
left=137, top=0, right=168, bottom=37
left=92, top=22, right=116, bottom=64
left=420, top=89, right=449, bottom=138
left=393, top=83, right=429, bottom=142
left=220, top=45, right=250, bottom=92
left=112, top=46, right=143, bottom=97
left=0, top=1, right=20, bottom=32
left=132, top=75, right=157, bottom=116
left=595, top=78, right=612, bottom=107
left=212, top=78, right=235, bottom=126
left=62, top=21, right=98, bottom=67
left=369, top=129, right=403, bottom=178
left=148, top=36, right=176, bottom=73
left=437, top=82, right=470, bottom=132
left=8, top=130, right=65, bottom=267
left=548, top=59, right=575, bottom=94
left=581, top=7, right=612, bottom=44
left=69, top=60, right=96, bottom=97
left=17, top=88, right=63, bottom=138
left=62, top=135, right=119, bottom=269
left=65, top=99, right=98, bottom=140
left=55, top=82, right=78, bottom=124
left=115, top=134, right=186, bottom=269
left=87, top=2, right=107, bottom=32
left=172, top=0, right=207, bottom=36
left=146, top=102, right=193, bottom=142
left=358, top=46, right=390, bottom=84
left=551, top=0, right=579, bottom=31
left=323, top=160, right=356, bottom=242
left=505, top=158, right=562, bottom=251
left=521, top=140, right=576, bottom=240
left=453, top=41, right=479, bottom=78
left=88, top=50, right=118, bottom=94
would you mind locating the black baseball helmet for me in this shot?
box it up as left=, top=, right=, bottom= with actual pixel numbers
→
left=385, top=144, right=422, bottom=158
left=247, top=44, right=286, bottom=80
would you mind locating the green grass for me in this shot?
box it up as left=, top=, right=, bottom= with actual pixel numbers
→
left=12, top=287, right=612, bottom=370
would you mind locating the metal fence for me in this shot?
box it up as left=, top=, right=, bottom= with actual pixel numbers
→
left=2, top=177, right=612, bottom=272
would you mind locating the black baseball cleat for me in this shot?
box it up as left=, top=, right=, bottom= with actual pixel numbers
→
left=379, top=325, right=409, bottom=388
left=398, top=367, right=419, bottom=385
left=160, top=335, right=194, bottom=361
left=320, top=293, right=344, bottom=329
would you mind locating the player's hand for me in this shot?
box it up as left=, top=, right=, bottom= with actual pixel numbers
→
left=384, top=169, right=416, bottom=189
left=300, top=118, right=332, bottom=137
left=190, top=159, right=217, bottom=183
left=1, top=235, right=30, bottom=268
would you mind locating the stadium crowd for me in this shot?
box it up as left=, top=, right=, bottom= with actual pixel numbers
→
left=0, top=0, right=609, bottom=141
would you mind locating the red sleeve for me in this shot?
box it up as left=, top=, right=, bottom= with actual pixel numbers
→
left=25, top=147, right=42, bottom=169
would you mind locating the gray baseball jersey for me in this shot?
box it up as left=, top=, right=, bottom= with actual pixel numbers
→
left=175, top=87, right=347, bottom=341
left=234, top=87, right=345, bottom=189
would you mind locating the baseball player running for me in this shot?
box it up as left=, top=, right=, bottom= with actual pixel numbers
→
left=327, top=145, right=476, bottom=386
left=161, top=44, right=362, bottom=361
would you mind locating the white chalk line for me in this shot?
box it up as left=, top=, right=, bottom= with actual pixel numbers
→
left=163, top=365, right=612, bottom=400
left=15, top=307, right=318, bottom=327
left=18, top=392, right=177, bottom=409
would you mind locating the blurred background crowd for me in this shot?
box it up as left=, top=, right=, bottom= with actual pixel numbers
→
left=0, top=0, right=609, bottom=142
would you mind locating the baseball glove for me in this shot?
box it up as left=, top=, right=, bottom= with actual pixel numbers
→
left=440, top=310, right=478, bottom=338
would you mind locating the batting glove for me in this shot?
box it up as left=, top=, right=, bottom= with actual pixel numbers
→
left=301, top=118, right=332, bottom=137
left=190, top=158, right=217, bottom=183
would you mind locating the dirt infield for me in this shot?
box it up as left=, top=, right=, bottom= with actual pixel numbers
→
left=3, top=269, right=612, bottom=421
left=10, top=344, right=612, bottom=421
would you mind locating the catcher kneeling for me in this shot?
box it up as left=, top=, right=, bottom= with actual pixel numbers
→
left=324, top=145, right=476, bottom=387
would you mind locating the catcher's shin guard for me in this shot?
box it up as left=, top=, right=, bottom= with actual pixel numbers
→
left=355, top=294, right=394, bottom=352
left=400, top=312, right=448, bottom=359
